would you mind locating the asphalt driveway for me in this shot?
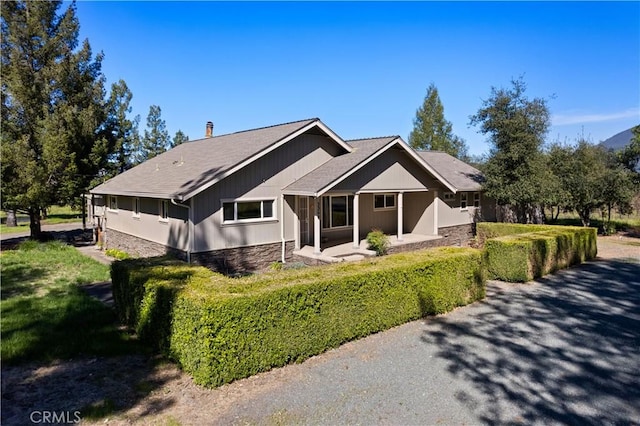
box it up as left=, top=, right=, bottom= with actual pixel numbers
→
left=211, top=257, right=640, bottom=425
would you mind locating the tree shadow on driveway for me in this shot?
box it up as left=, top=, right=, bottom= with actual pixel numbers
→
left=421, top=259, right=640, bottom=425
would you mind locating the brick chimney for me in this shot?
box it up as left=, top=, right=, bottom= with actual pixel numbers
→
left=205, top=121, right=214, bottom=138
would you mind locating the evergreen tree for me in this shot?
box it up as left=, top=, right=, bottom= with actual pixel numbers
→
left=172, top=129, right=189, bottom=146
left=136, top=105, right=170, bottom=163
left=469, top=77, right=550, bottom=223
left=103, top=79, right=138, bottom=176
left=409, top=83, right=468, bottom=159
left=1, top=1, right=110, bottom=238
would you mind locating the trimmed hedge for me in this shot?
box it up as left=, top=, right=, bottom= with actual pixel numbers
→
left=476, top=222, right=555, bottom=246
left=483, top=225, right=597, bottom=282
left=112, top=247, right=485, bottom=387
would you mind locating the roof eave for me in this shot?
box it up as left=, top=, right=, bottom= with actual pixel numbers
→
left=90, top=187, right=182, bottom=200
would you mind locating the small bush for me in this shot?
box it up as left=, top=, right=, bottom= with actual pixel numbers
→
left=366, top=229, right=389, bottom=256
left=105, top=248, right=131, bottom=260
left=602, top=222, right=617, bottom=236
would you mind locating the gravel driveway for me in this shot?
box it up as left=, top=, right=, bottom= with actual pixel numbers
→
left=2, top=236, right=639, bottom=425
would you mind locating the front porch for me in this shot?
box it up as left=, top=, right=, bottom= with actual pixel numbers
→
left=293, top=232, right=443, bottom=264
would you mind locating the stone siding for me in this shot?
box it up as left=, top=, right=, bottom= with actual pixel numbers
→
left=105, top=228, right=186, bottom=261
left=387, top=224, right=475, bottom=255
left=193, top=241, right=296, bottom=274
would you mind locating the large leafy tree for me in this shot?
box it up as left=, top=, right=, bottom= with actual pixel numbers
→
left=547, top=140, right=635, bottom=227
left=1, top=1, right=111, bottom=238
left=618, top=124, right=640, bottom=183
left=133, top=104, right=170, bottom=164
left=409, top=83, right=468, bottom=159
left=469, top=77, right=550, bottom=223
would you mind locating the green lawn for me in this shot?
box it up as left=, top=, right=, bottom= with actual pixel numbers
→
left=0, top=205, right=84, bottom=234
left=0, top=241, right=142, bottom=364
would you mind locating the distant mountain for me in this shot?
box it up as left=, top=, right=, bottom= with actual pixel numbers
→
left=601, top=127, right=636, bottom=151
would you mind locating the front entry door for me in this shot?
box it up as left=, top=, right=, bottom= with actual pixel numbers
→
left=299, top=196, right=310, bottom=246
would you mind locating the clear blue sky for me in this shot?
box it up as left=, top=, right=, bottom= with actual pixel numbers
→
left=75, top=1, right=640, bottom=156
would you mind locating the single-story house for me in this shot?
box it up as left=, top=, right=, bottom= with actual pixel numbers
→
left=90, top=118, right=495, bottom=272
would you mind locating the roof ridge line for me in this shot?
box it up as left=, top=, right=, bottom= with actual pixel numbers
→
left=213, top=118, right=319, bottom=138
left=346, top=135, right=399, bottom=142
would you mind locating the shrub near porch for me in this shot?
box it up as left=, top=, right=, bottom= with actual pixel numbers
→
left=112, top=247, right=485, bottom=387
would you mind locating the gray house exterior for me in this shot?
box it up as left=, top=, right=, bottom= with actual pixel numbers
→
left=91, top=118, right=495, bottom=272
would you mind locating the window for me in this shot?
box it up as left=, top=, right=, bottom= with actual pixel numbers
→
left=108, top=195, right=118, bottom=211
left=222, top=199, right=275, bottom=223
left=133, top=198, right=140, bottom=218
left=159, top=200, right=169, bottom=221
left=322, top=195, right=354, bottom=229
left=443, top=192, right=455, bottom=201
left=374, top=194, right=396, bottom=210
left=473, top=192, right=480, bottom=208
left=460, top=193, right=468, bottom=210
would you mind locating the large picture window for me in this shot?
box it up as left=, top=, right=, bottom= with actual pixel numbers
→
left=322, top=195, right=354, bottom=229
left=222, top=199, right=275, bottom=223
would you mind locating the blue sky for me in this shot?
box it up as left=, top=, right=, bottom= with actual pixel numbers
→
left=75, top=1, right=640, bottom=156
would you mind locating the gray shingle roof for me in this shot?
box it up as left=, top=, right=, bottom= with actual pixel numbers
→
left=417, top=151, right=484, bottom=191
left=283, top=137, right=398, bottom=195
left=91, top=118, right=321, bottom=200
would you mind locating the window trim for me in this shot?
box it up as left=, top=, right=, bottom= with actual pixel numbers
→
left=443, top=192, right=455, bottom=201
left=460, top=192, right=468, bottom=211
left=322, top=194, right=354, bottom=230
left=473, top=192, right=481, bottom=208
left=373, top=193, right=396, bottom=211
left=221, top=198, right=277, bottom=224
left=159, top=200, right=169, bottom=222
left=108, top=195, right=118, bottom=212
left=132, top=197, right=140, bottom=218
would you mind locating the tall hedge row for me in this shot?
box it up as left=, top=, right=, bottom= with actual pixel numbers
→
left=111, top=223, right=598, bottom=388
left=112, top=247, right=485, bottom=387
left=482, top=225, right=597, bottom=282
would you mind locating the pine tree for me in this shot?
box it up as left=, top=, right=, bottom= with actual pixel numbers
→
left=103, top=79, right=139, bottom=176
left=409, top=83, right=468, bottom=159
left=1, top=1, right=110, bottom=238
left=136, top=105, right=170, bottom=163
left=172, top=130, right=189, bottom=146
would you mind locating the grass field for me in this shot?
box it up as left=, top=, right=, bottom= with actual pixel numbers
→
left=0, top=206, right=84, bottom=235
left=547, top=210, right=640, bottom=234
left=0, top=241, right=142, bottom=364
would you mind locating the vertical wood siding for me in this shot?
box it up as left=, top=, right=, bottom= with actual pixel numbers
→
left=192, top=134, right=341, bottom=252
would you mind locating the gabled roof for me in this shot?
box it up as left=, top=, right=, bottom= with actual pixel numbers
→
left=283, top=136, right=458, bottom=196
left=91, top=118, right=352, bottom=200
left=284, top=136, right=398, bottom=196
left=417, top=151, right=484, bottom=192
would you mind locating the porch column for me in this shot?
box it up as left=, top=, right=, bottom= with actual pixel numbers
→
left=314, top=197, right=321, bottom=254
left=397, top=192, right=404, bottom=241
left=293, top=196, right=300, bottom=250
left=433, top=190, right=439, bottom=235
left=352, top=193, right=360, bottom=248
